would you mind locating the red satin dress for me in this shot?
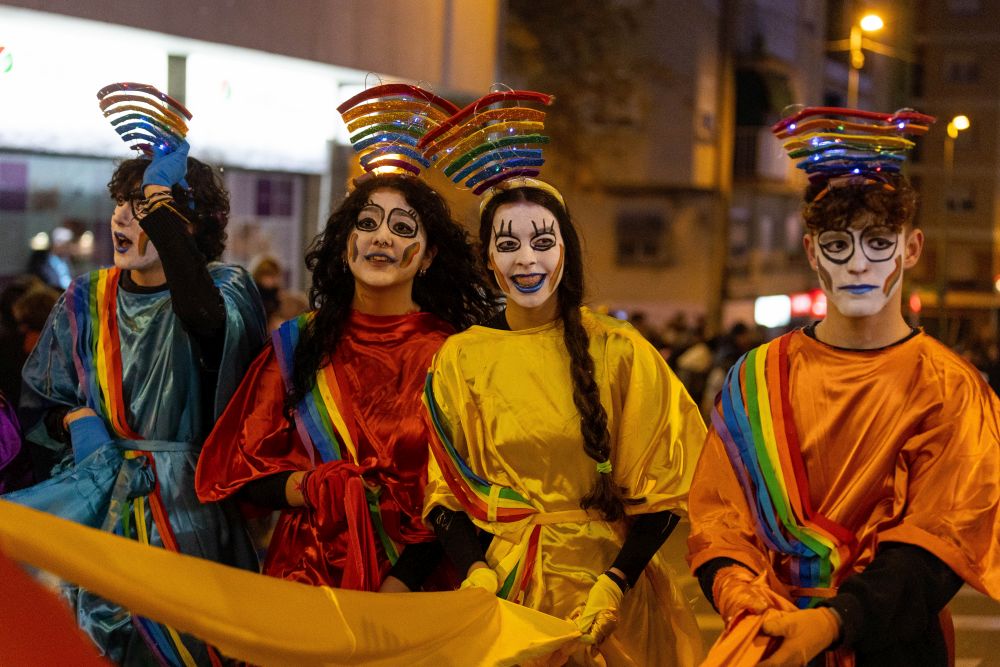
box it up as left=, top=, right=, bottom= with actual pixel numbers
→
left=196, top=310, right=452, bottom=590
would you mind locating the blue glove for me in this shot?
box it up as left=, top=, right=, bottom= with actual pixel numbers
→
left=67, top=414, right=113, bottom=464
left=142, top=139, right=190, bottom=190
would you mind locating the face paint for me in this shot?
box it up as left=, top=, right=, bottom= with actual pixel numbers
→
left=110, top=196, right=161, bottom=273
left=400, top=241, right=421, bottom=269
left=812, top=219, right=904, bottom=318
left=488, top=201, right=565, bottom=309
left=346, top=188, right=429, bottom=290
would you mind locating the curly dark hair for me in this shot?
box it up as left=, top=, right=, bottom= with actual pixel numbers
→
left=285, top=174, right=498, bottom=415
left=480, top=186, right=631, bottom=522
left=108, top=156, right=230, bottom=261
left=802, top=174, right=919, bottom=233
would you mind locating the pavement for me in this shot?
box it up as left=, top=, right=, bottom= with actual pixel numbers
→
left=663, top=521, right=1000, bottom=666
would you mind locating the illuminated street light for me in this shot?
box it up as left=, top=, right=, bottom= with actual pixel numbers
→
left=939, top=115, right=971, bottom=336
left=859, top=14, right=884, bottom=32
left=828, top=13, right=907, bottom=109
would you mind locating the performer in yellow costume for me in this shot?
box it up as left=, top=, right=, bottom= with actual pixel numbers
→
left=688, top=107, right=1000, bottom=667
left=420, top=154, right=706, bottom=663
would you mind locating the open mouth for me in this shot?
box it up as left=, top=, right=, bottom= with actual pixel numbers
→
left=512, top=273, right=546, bottom=293
left=113, top=232, right=133, bottom=254
left=364, top=252, right=396, bottom=266
left=840, top=284, right=877, bottom=295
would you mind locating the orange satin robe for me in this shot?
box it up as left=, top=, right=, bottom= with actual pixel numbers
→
left=688, top=330, right=1000, bottom=600
left=196, top=311, right=452, bottom=588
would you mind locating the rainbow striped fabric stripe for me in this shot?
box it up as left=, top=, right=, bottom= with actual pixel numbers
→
left=423, top=372, right=540, bottom=601
left=66, top=268, right=221, bottom=666
left=272, top=315, right=400, bottom=564
left=712, top=334, right=855, bottom=607
left=273, top=314, right=357, bottom=465
left=66, top=268, right=141, bottom=439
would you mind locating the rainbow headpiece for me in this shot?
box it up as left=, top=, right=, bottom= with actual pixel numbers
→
left=336, top=84, right=460, bottom=177
left=97, top=82, right=192, bottom=156
left=771, top=106, right=935, bottom=201
left=418, top=89, right=556, bottom=203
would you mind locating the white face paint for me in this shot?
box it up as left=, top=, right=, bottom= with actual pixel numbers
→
left=110, top=190, right=161, bottom=273
left=488, top=201, right=565, bottom=309
left=811, top=217, right=905, bottom=318
left=346, top=188, right=430, bottom=290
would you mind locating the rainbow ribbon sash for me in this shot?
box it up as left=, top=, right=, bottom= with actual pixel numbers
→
left=423, top=372, right=540, bottom=601
left=66, top=268, right=220, bottom=666
left=66, top=268, right=142, bottom=440
left=273, top=314, right=400, bottom=565
left=712, top=334, right=856, bottom=607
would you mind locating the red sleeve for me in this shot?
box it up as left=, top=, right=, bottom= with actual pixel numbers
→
left=196, top=343, right=312, bottom=502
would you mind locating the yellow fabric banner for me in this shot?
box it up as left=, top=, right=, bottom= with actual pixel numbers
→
left=0, top=500, right=580, bottom=666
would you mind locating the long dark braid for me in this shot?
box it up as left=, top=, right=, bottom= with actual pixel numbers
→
left=285, top=174, right=497, bottom=419
left=480, top=187, right=627, bottom=521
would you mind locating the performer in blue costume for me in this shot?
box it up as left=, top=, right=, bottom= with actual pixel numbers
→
left=6, top=141, right=267, bottom=666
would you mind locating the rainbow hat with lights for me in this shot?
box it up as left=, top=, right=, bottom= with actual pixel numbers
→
left=771, top=106, right=936, bottom=201
left=418, top=89, right=560, bottom=208
left=336, top=83, right=460, bottom=177
left=97, top=82, right=193, bottom=156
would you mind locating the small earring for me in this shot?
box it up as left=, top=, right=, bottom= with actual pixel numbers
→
left=342, top=261, right=349, bottom=273
left=418, top=267, right=427, bottom=277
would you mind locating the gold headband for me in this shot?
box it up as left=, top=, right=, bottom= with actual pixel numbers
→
left=478, top=177, right=566, bottom=217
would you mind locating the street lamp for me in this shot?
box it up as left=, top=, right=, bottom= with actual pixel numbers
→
left=848, top=14, right=883, bottom=108
left=828, top=13, right=909, bottom=109
left=939, top=114, right=971, bottom=340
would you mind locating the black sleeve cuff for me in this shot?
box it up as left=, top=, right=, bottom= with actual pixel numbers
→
left=428, top=505, right=487, bottom=576
left=611, top=510, right=680, bottom=587
left=387, top=541, right=445, bottom=591
left=694, top=557, right=753, bottom=611
left=139, top=207, right=226, bottom=337
left=237, top=470, right=294, bottom=509
left=817, top=592, right=865, bottom=649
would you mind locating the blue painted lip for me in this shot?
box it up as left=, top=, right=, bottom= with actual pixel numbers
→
left=840, top=284, right=877, bottom=294
left=512, top=273, right=546, bottom=293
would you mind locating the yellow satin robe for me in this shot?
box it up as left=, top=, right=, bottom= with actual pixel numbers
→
left=688, top=330, right=1000, bottom=602
left=424, top=308, right=707, bottom=666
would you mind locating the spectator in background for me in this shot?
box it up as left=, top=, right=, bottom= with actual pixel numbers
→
left=26, top=226, right=73, bottom=291
left=12, top=284, right=60, bottom=356
left=0, top=276, right=41, bottom=404
left=251, top=255, right=309, bottom=330
left=628, top=311, right=665, bottom=349
left=251, top=255, right=283, bottom=328
left=699, top=321, right=754, bottom=418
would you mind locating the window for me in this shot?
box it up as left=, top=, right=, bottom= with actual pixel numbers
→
left=255, top=177, right=294, bottom=216
left=615, top=210, right=674, bottom=267
left=946, top=184, right=975, bottom=212
left=946, top=0, right=981, bottom=16
left=942, top=53, right=980, bottom=84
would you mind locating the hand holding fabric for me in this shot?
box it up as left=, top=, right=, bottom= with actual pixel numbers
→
left=142, top=139, right=190, bottom=190
left=300, top=460, right=366, bottom=539
left=67, top=413, right=113, bottom=464
left=712, top=565, right=775, bottom=624
left=757, top=607, right=841, bottom=667
left=460, top=566, right=499, bottom=594
left=572, top=573, right=623, bottom=645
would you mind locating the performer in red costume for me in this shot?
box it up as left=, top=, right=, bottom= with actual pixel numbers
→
left=196, top=172, right=495, bottom=591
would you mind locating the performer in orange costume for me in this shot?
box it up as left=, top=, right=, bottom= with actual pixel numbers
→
left=688, top=107, right=1000, bottom=667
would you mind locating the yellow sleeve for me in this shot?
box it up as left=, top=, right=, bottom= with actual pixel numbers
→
left=422, top=344, right=474, bottom=520
left=606, top=328, right=708, bottom=516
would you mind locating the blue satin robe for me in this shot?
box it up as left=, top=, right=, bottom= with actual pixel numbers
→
left=6, top=262, right=266, bottom=665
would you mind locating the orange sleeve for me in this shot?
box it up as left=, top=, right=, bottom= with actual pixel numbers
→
left=195, top=343, right=311, bottom=502
left=686, top=425, right=772, bottom=576
left=878, top=361, right=1000, bottom=599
